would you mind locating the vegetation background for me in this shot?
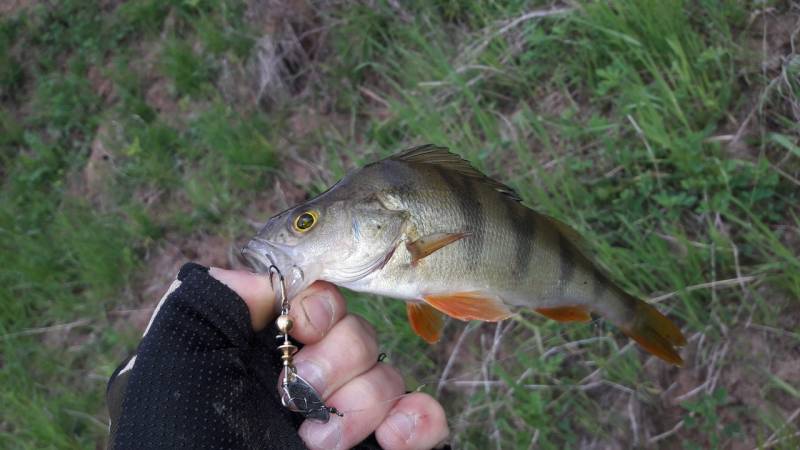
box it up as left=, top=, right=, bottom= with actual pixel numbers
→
left=1, top=0, right=799, bottom=448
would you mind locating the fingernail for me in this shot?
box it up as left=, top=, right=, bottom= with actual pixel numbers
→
left=300, top=419, right=342, bottom=450
left=294, top=359, right=327, bottom=395
left=302, top=291, right=335, bottom=334
left=386, top=411, right=415, bottom=443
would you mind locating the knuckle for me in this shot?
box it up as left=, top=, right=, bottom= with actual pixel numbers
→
left=355, top=364, right=403, bottom=402
left=377, top=363, right=405, bottom=392
left=352, top=315, right=378, bottom=340
left=338, top=315, right=378, bottom=363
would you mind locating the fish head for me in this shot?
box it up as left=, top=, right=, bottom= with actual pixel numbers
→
left=242, top=187, right=407, bottom=298
left=242, top=198, right=346, bottom=298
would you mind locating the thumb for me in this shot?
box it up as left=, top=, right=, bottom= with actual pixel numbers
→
left=209, top=267, right=278, bottom=331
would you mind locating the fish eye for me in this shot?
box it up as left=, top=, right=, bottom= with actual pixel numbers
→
left=293, top=211, right=318, bottom=232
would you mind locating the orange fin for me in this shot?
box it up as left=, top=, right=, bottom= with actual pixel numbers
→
left=406, top=303, right=444, bottom=344
left=406, top=232, right=470, bottom=264
left=622, top=300, right=687, bottom=366
left=423, top=292, right=512, bottom=322
left=535, top=306, right=592, bottom=323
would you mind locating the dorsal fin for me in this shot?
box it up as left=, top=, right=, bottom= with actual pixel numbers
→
left=542, top=214, right=591, bottom=255
left=541, top=214, right=613, bottom=278
left=390, top=145, right=522, bottom=202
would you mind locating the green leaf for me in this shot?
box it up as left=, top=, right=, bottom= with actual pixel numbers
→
left=769, top=133, right=800, bottom=158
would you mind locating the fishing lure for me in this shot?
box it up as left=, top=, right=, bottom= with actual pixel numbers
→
left=270, top=265, right=342, bottom=422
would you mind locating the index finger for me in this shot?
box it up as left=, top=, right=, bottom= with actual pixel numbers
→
left=288, top=281, right=347, bottom=344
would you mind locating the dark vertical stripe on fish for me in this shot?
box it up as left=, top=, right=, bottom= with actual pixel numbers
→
left=437, top=168, right=484, bottom=270
left=558, top=233, right=576, bottom=292
left=504, top=202, right=532, bottom=279
left=592, top=268, right=607, bottom=300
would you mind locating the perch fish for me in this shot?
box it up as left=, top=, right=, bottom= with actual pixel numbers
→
left=243, top=146, right=687, bottom=365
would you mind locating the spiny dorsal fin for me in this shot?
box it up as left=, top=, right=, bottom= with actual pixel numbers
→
left=390, top=145, right=522, bottom=202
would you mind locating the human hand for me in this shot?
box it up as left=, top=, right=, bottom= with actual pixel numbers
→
left=210, top=268, right=450, bottom=450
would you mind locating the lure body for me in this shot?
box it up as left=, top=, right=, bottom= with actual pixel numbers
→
left=244, top=146, right=686, bottom=365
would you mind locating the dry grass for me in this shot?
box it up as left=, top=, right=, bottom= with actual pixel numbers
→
left=1, top=1, right=799, bottom=448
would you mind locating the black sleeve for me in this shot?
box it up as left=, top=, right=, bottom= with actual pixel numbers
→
left=107, top=263, right=307, bottom=450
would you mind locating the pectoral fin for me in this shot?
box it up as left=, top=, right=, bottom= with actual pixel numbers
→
left=423, top=292, right=512, bottom=322
left=406, top=232, right=470, bottom=265
left=406, top=303, right=444, bottom=344
left=535, top=306, right=592, bottom=323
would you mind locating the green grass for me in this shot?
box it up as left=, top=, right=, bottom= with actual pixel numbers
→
left=2, top=1, right=799, bottom=448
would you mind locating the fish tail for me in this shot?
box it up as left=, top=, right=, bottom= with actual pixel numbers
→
left=618, top=295, right=687, bottom=366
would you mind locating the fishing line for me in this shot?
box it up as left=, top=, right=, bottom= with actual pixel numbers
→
left=417, top=316, right=608, bottom=381
left=268, top=274, right=677, bottom=419
left=272, top=286, right=645, bottom=420
left=383, top=290, right=687, bottom=397
left=332, top=315, right=624, bottom=417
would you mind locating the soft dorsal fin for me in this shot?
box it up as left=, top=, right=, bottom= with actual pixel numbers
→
left=390, top=145, right=522, bottom=202
left=541, top=214, right=621, bottom=285
left=541, top=214, right=597, bottom=263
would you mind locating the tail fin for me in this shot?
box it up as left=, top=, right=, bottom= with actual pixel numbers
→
left=620, top=299, right=687, bottom=366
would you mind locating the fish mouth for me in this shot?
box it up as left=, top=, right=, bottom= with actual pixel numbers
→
left=241, top=238, right=280, bottom=274
left=241, top=237, right=309, bottom=298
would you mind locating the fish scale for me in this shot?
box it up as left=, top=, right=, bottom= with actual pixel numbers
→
left=244, top=145, right=688, bottom=365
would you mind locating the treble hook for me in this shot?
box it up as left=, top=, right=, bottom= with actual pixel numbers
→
left=267, top=265, right=291, bottom=318
left=267, top=263, right=341, bottom=423
left=267, top=264, right=282, bottom=291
